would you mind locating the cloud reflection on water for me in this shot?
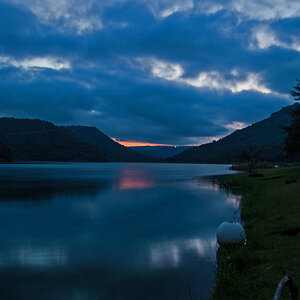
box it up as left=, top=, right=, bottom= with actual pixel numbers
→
left=177, top=179, right=220, bottom=196
left=226, top=194, right=242, bottom=208
left=0, top=163, right=240, bottom=299
left=149, top=236, right=216, bottom=269
left=0, top=245, right=67, bottom=268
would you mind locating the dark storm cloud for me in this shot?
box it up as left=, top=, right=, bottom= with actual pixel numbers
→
left=0, top=0, right=298, bottom=145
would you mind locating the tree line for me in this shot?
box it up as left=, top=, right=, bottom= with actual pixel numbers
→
left=284, top=79, right=300, bottom=159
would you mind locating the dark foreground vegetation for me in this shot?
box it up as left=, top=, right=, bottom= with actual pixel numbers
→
left=212, top=166, right=300, bottom=299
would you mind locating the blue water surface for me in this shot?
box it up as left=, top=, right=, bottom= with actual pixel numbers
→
left=0, top=163, right=239, bottom=300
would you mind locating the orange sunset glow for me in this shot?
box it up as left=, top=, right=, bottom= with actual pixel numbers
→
left=112, top=138, right=171, bottom=147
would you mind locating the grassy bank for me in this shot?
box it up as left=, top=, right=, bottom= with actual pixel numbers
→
left=212, top=166, right=300, bottom=299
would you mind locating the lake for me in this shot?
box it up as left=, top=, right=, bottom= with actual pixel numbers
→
left=0, top=163, right=239, bottom=300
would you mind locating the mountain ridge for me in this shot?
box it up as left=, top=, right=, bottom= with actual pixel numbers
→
left=131, top=146, right=192, bottom=158
left=168, top=104, right=296, bottom=163
left=0, top=104, right=296, bottom=163
left=66, top=125, right=159, bottom=162
left=0, top=118, right=107, bottom=162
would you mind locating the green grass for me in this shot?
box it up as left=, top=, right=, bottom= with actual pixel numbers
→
left=212, top=166, right=300, bottom=300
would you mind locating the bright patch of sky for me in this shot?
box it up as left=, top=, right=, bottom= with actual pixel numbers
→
left=0, top=56, right=71, bottom=71
left=224, top=121, right=247, bottom=131
left=252, top=25, right=300, bottom=52
left=147, top=58, right=273, bottom=95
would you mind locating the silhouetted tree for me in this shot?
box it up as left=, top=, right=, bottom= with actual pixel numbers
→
left=284, top=79, right=300, bottom=159
left=239, top=145, right=258, bottom=172
left=291, top=79, right=300, bottom=100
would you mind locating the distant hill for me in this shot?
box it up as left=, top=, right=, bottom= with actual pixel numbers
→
left=131, top=146, right=192, bottom=158
left=0, top=118, right=107, bottom=162
left=168, top=104, right=296, bottom=164
left=0, top=140, right=12, bottom=162
left=66, top=126, right=159, bottom=162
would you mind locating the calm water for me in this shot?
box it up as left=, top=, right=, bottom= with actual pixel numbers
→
left=0, top=163, right=239, bottom=300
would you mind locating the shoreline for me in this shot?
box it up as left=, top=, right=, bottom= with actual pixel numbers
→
left=211, top=166, right=300, bottom=299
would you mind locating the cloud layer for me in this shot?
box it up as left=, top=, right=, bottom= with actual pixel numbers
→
left=0, top=0, right=298, bottom=145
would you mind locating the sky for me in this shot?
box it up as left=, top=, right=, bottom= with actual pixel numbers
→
left=0, top=0, right=299, bottom=146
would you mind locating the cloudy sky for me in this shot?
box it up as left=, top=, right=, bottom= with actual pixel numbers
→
left=0, top=0, right=299, bottom=146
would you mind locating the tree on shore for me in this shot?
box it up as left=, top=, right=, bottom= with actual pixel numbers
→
left=284, top=79, right=300, bottom=159
left=239, top=145, right=258, bottom=172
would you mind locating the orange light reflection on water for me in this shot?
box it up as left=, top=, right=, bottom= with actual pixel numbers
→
left=119, top=177, right=155, bottom=190
left=118, top=168, right=156, bottom=190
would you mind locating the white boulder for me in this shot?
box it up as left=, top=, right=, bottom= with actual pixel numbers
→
left=216, top=221, right=246, bottom=245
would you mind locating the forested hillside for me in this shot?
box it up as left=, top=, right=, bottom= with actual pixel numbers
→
left=66, top=126, right=158, bottom=162
left=0, top=140, right=12, bottom=162
left=131, top=146, right=191, bottom=158
left=169, top=104, right=295, bottom=163
left=0, top=118, right=107, bottom=162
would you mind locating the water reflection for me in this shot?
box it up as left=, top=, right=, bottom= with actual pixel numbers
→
left=185, top=237, right=217, bottom=257
left=0, top=180, right=108, bottom=201
left=150, top=242, right=181, bottom=268
left=0, top=163, right=239, bottom=300
left=149, top=236, right=216, bottom=269
left=0, top=245, right=67, bottom=268
left=119, top=177, right=155, bottom=191
left=117, top=167, right=156, bottom=190
left=185, top=176, right=242, bottom=209
left=177, top=178, right=221, bottom=196
left=226, top=194, right=242, bottom=208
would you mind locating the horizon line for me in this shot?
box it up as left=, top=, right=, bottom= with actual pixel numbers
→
left=112, top=139, right=196, bottom=147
